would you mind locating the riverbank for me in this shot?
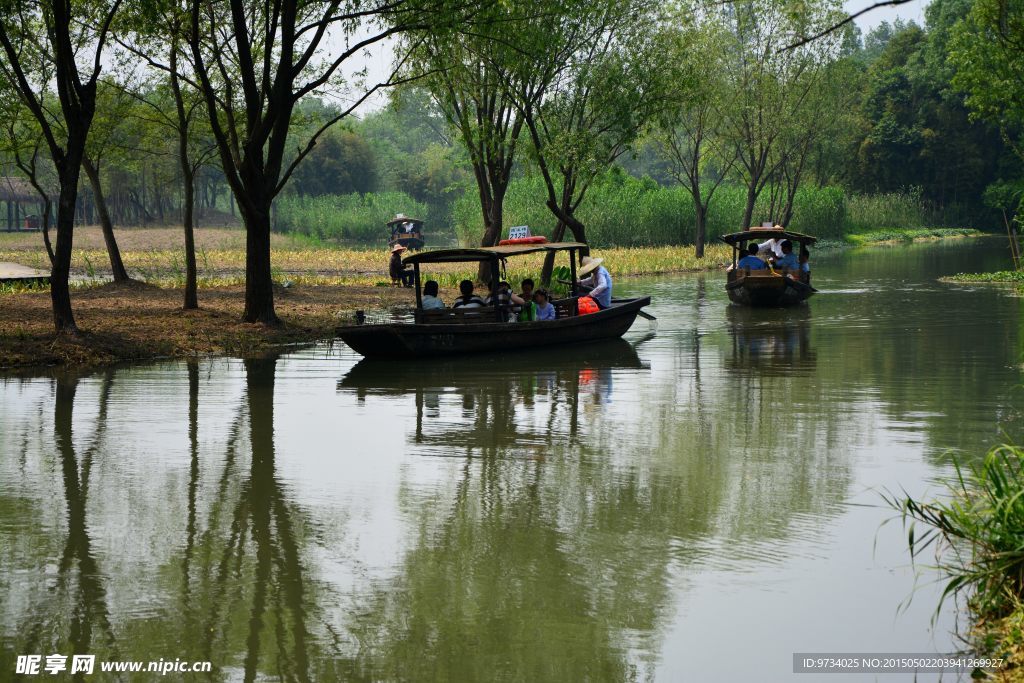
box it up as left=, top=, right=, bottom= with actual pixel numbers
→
left=0, top=226, right=985, bottom=370
left=892, top=446, right=1024, bottom=681
left=841, top=227, right=983, bottom=246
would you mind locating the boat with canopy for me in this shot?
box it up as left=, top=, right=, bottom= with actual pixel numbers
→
left=335, top=242, right=652, bottom=358
left=720, top=227, right=818, bottom=307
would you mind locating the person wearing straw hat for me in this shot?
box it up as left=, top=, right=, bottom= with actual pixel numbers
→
left=577, top=255, right=612, bottom=308
left=389, top=243, right=413, bottom=287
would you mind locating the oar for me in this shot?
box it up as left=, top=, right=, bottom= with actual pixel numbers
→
left=637, top=310, right=657, bottom=321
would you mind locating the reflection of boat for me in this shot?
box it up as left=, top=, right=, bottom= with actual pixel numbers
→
left=387, top=214, right=425, bottom=250
left=338, top=338, right=646, bottom=397
left=725, top=305, right=816, bottom=374
left=720, top=228, right=817, bottom=306
left=336, top=242, right=652, bottom=358
left=339, top=339, right=648, bottom=450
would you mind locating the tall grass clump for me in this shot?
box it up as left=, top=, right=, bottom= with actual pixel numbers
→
left=453, top=172, right=851, bottom=247
left=886, top=445, right=1024, bottom=668
left=844, top=189, right=929, bottom=234
left=275, top=192, right=429, bottom=243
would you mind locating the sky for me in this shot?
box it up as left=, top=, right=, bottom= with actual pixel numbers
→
left=338, top=0, right=932, bottom=115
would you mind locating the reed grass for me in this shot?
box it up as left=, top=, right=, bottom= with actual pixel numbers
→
left=274, top=191, right=430, bottom=242
left=884, top=445, right=1024, bottom=670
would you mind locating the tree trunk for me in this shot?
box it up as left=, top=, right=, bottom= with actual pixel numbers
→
left=240, top=202, right=278, bottom=325
left=41, top=198, right=54, bottom=266
left=741, top=181, right=758, bottom=231
left=171, top=44, right=199, bottom=310
left=83, top=157, right=129, bottom=282
left=51, top=158, right=82, bottom=333
left=695, top=204, right=707, bottom=259
left=477, top=193, right=504, bottom=282
left=181, top=166, right=198, bottom=309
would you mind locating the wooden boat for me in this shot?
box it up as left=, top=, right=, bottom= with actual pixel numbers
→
left=720, top=227, right=817, bottom=307
left=387, top=214, right=425, bottom=250
left=336, top=242, right=652, bottom=358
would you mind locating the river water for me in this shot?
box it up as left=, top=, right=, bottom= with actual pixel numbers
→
left=1, top=238, right=1020, bottom=681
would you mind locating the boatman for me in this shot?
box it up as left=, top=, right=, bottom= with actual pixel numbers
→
left=577, top=255, right=612, bottom=309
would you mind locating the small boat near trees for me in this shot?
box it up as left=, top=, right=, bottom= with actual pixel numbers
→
left=720, top=227, right=818, bottom=307
left=336, top=242, right=652, bottom=358
left=387, top=214, right=425, bottom=250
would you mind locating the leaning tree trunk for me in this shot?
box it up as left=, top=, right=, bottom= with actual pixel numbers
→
left=540, top=207, right=588, bottom=286
left=240, top=201, right=279, bottom=325
left=83, top=157, right=129, bottom=282
left=41, top=198, right=54, bottom=266
left=741, top=181, right=758, bottom=232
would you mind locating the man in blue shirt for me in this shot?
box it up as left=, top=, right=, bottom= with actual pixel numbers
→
left=775, top=240, right=799, bottom=270
left=578, top=256, right=613, bottom=308
left=737, top=243, right=767, bottom=270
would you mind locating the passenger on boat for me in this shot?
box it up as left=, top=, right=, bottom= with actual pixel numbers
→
left=759, top=237, right=786, bottom=258
left=518, top=278, right=537, bottom=321
left=487, top=281, right=526, bottom=321
left=775, top=240, right=799, bottom=270
left=799, top=247, right=811, bottom=283
left=534, top=289, right=556, bottom=320
left=737, top=243, right=767, bottom=270
left=389, top=244, right=414, bottom=287
left=578, top=256, right=612, bottom=308
left=421, top=280, right=445, bottom=310
left=452, top=280, right=486, bottom=308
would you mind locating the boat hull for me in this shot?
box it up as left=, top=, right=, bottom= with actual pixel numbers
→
left=337, top=297, right=651, bottom=358
left=726, top=273, right=813, bottom=307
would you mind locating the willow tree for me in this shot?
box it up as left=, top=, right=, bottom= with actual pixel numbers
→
left=0, top=0, right=124, bottom=333
left=186, top=0, right=469, bottom=324
left=719, top=0, right=843, bottom=230
left=409, top=6, right=526, bottom=259
left=117, top=1, right=214, bottom=309
left=505, top=0, right=670, bottom=282
left=657, top=6, right=736, bottom=258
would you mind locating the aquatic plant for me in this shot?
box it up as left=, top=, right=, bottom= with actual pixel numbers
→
left=885, top=445, right=1024, bottom=668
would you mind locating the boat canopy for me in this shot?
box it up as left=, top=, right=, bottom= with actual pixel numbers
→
left=403, top=242, right=587, bottom=265
left=387, top=216, right=423, bottom=226
left=720, top=228, right=817, bottom=247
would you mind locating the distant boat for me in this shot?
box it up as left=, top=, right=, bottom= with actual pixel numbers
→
left=336, top=242, right=652, bottom=358
left=720, top=227, right=817, bottom=307
left=387, top=214, right=425, bottom=250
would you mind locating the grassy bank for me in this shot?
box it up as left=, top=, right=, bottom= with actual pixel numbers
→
left=843, top=227, right=982, bottom=246
left=942, top=270, right=1024, bottom=284
left=888, top=446, right=1024, bottom=679
left=0, top=228, right=735, bottom=370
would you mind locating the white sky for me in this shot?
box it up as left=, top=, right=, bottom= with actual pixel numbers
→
left=343, top=0, right=931, bottom=115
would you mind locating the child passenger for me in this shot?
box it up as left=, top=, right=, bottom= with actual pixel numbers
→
left=518, top=278, right=537, bottom=321
left=534, top=288, right=556, bottom=321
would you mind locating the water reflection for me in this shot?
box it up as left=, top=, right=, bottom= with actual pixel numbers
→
left=725, top=306, right=816, bottom=374
left=3, top=239, right=1024, bottom=682
left=339, top=339, right=648, bottom=453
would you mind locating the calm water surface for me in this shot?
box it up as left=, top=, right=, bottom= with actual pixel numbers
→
left=1, top=238, right=1021, bottom=682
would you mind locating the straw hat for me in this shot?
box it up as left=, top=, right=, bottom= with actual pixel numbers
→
left=578, top=256, right=604, bottom=277
left=391, top=243, right=407, bottom=253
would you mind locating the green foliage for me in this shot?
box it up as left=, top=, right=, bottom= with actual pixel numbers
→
left=885, top=444, right=1024, bottom=627
left=274, top=193, right=430, bottom=243
left=289, top=128, right=377, bottom=196
left=453, top=173, right=902, bottom=247
left=843, top=227, right=979, bottom=245
left=944, top=269, right=1024, bottom=283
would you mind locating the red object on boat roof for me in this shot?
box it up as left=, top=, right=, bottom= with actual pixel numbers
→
left=498, top=236, right=548, bottom=245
